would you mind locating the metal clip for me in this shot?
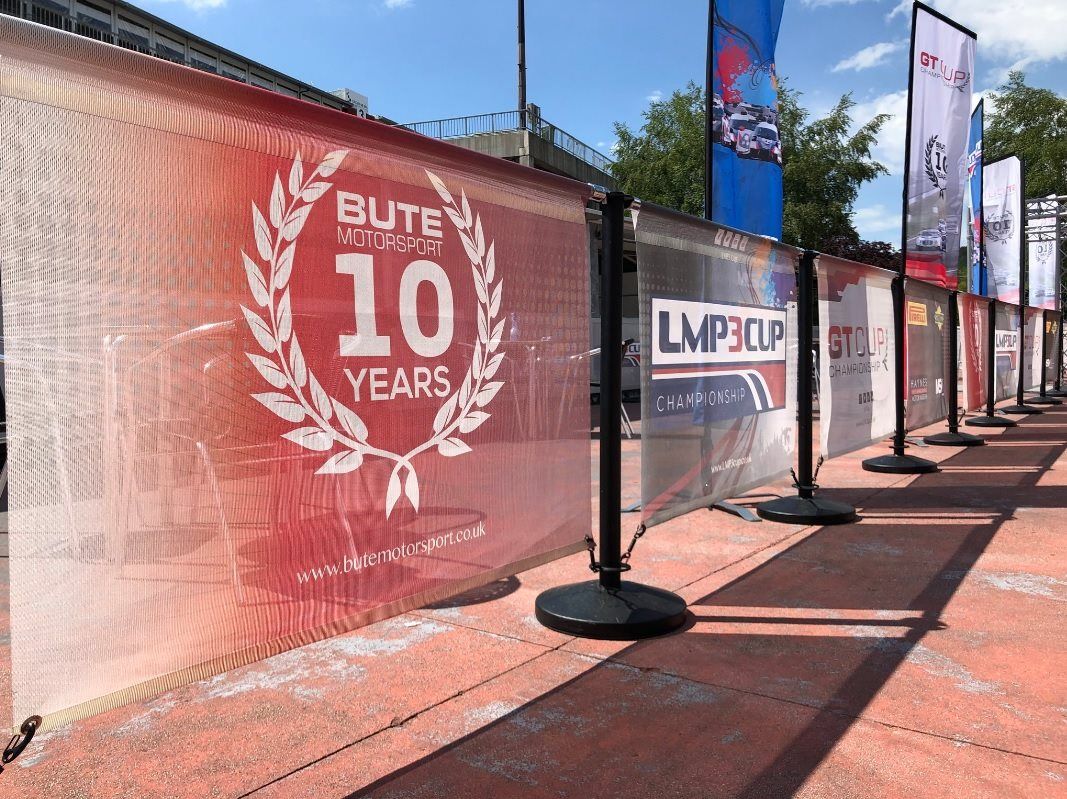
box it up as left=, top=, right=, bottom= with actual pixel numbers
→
left=1, top=716, right=42, bottom=775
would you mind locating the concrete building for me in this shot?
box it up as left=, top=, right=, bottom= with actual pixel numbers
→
left=402, top=104, right=615, bottom=190
left=0, top=0, right=359, bottom=114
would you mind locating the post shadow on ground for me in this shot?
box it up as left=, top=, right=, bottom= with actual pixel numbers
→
left=330, top=412, right=1067, bottom=799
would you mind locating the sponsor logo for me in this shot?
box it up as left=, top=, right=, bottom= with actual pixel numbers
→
left=967, top=139, right=982, bottom=177
left=924, top=135, right=948, bottom=198
left=907, top=301, right=928, bottom=326
left=826, top=324, right=891, bottom=378
left=995, top=330, right=1018, bottom=354
left=984, top=210, right=1014, bottom=242
left=934, top=305, right=945, bottom=331
left=241, top=153, right=505, bottom=518
left=713, top=227, right=753, bottom=253
left=919, top=51, right=971, bottom=92
left=650, top=297, right=787, bottom=419
left=826, top=325, right=890, bottom=360
left=910, top=376, right=929, bottom=402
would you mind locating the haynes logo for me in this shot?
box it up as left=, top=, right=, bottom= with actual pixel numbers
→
left=919, top=51, right=971, bottom=92
left=650, top=297, right=787, bottom=419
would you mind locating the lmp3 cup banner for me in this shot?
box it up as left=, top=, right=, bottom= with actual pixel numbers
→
left=0, top=17, right=594, bottom=729
left=902, top=4, right=975, bottom=288
left=635, top=206, right=797, bottom=526
left=994, top=303, right=1021, bottom=401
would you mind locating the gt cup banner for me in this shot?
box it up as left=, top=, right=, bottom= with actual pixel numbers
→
left=902, top=4, right=975, bottom=288
left=994, top=303, right=1021, bottom=401
left=710, top=0, right=785, bottom=239
left=0, top=18, right=592, bottom=730
left=984, top=157, right=1023, bottom=303
left=904, top=280, right=952, bottom=429
left=1028, top=197, right=1060, bottom=310
left=958, top=293, right=991, bottom=411
left=636, top=206, right=797, bottom=526
left=817, top=256, right=897, bottom=458
left=1024, top=307, right=1043, bottom=390
left=966, top=102, right=984, bottom=294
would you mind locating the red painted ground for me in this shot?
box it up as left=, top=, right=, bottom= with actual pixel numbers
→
left=2, top=403, right=1065, bottom=798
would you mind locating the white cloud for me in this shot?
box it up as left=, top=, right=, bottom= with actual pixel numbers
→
left=145, top=0, right=226, bottom=9
left=853, top=204, right=901, bottom=240
left=384, top=0, right=412, bottom=8
left=889, top=1, right=1067, bottom=70
left=832, top=40, right=906, bottom=72
left=851, top=89, right=908, bottom=176
left=646, top=89, right=663, bottom=103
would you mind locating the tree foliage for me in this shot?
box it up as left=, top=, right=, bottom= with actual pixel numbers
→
left=778, top=89, right=889, bottom=250
left=610, top=82, right=890, bottom=256
left=984, top=71, right=1067, bottom=199
left=611, top=82, right=707, bottom=217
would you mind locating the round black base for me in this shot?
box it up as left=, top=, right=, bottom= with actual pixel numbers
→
left=1046, top=387, right=1067, bottom=397
left=1027, top=396, right=1062, bottom=405
left=964, top=414, right=1017, bottom=428
left=755, top=494, right=857, bottom=525
left=922, top=430, right=986, bottom=447
left=1001, top=404, right=1043, bottom=415
left=861, top=453, right=938, bottom=474
left=534, top=580, right=687, bottom=640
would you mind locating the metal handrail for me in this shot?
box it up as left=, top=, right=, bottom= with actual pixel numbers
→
left=401, top=110, right=613, bottom=173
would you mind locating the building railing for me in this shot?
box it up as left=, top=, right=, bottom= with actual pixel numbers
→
left=402, top=110, right=613, bottom=174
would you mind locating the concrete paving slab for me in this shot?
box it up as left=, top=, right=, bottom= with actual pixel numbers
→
left=1, top=406, right=1064, bottom=797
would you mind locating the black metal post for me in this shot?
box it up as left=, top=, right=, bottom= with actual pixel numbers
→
left=966, top=297, right=1017, bottom=427
left=534, top=192, right=687, bottom=640
left=517, top=0, right=527, bottom=130
left=862, top=2, right=937, bottom=474
left=757, top=251, right=856, bottom=524
left=925, top=291, right=985, bottom=444
left=598, top=191, right=624, bottom=590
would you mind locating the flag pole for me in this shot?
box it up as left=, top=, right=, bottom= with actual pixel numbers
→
left=863, top=0, right=937, bottom=474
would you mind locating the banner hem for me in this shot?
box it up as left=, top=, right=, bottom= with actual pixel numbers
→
left=14, top=538, right=585, bottom=734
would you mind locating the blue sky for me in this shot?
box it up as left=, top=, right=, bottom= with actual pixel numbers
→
left=143, top=0, right=1066, bottom=244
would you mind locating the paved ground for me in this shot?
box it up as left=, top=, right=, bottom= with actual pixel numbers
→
left=2, top=402, right=1066, bottom=798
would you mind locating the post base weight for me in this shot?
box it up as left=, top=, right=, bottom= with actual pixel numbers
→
left=534, top=580, right=687, bottom=640
left=755, top=494, right=857, bottom=525
left=1000, top=404, right=1042, bottom=415
left=861, top=453, right=938, bottom=474
left=964, top=414, right=1017, bottom=428
left=922, top=431, right=985, bottom=446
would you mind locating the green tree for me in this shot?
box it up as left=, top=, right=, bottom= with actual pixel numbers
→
left=610, top=82, right=890, bottom=252
left=985, top=71, right=1067, bottom=199
left=611, top=82, right=707, bottom=217
left=779, top=89, right=889, bottom=250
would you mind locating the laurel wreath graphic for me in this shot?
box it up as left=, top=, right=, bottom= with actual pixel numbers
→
left=924, top=135, right=946, bottom=198
left=240, top=152, right=505, bottom=517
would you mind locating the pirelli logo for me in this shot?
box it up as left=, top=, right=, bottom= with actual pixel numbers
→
left=907, top=301, right=928, bottom=327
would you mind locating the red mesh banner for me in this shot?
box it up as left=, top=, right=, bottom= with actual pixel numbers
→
left=0, top=17, right=591, bottom=729
left=958, top=293, right=990, bottom=412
